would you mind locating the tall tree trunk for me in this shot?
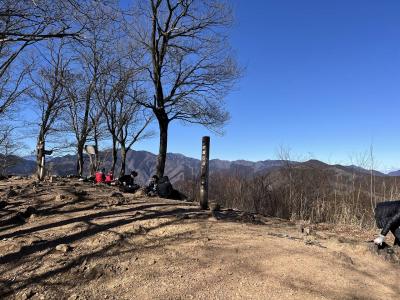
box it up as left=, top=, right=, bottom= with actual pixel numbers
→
left=77, top=143, right=84, bottom=177
left=93, top=136, right=99, bottom=175
left=93, top=126, right=100, bottom=174
left=111, top=136, right=117, bottom=174
left=120, top=143, right=126, bottom=177
left=36, top=137, right=45, bottom=181
left=94, top=149, right=99, bottom=174
left=156, top=117, right=168, bottom=178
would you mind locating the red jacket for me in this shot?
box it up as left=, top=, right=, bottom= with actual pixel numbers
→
left=95, top=172, right=105, bottom=183
left=105, top=173, right=113, bottom=183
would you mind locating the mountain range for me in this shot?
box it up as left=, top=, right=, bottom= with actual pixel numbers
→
left=2, top=150, right=393, bottom=183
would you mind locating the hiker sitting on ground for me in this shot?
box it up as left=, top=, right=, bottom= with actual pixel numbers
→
left=118, top=171, right=140, bottom=193
left=105, top=170, right=113, bottom=185
left=145, top=175, right=159, bottom=196
left=95, top=168, right=106, bottom=184
left=157, top=176, right=173, bottom=198
left=156, top=176, right=186, bottom=200
left=373, top=200, right=400, bottom=247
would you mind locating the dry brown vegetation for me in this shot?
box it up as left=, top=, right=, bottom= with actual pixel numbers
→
left=176, top=165, right=400, bottom=228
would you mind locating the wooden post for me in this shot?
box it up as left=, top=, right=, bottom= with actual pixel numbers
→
left=40, top=155, right=45, bottom=180
left=200, top=136, right=210, bottom=210
left=37, top=141, right=45, bottom=181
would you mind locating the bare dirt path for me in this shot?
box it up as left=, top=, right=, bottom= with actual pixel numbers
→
left=0, top=178, right=398, bottom=300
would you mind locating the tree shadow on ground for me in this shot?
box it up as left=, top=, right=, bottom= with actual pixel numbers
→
left=0, top=200, right=209, bottom=298
left=212, top=209, right=265, bottom=225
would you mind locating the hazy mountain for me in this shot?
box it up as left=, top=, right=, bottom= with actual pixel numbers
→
left=5, top=150, right=389, bottom=182
left=1, top=155, right=36, bottom=175
left=22, top=155, right=36, bottom=161
left=388, top=170, right=400, bottom=177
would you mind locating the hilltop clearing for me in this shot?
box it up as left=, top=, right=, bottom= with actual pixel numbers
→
left=0, top=177, right=398, bottom=300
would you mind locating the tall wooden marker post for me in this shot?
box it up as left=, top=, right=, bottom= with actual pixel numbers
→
left=200, top=136, right=210, bottom=210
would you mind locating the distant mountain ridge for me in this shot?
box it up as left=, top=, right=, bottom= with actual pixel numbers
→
left=388, top=170, right=400, bottom=177
left=7, top=150, right=391, bottom=182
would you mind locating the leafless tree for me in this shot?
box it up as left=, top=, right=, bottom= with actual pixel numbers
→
left=87, top=102, right=106, bottom=174
left=29, top=41, right=69, bottom=180
left=0, top=0, right=92, bottom=118
left=0, top=64, right=28, bottom=117
left=95, top=63, right=121, bottom=174
left=0, top=125, right=23, bottom=176
left=62, top=2, right=120, bottom=177
left=129, top=0, right=240, bottom=177
left=115, top=84, right=153, bottom=177
left=97, top=62, right=153, bottom=176
left=63, top=69, right=96, bottom=176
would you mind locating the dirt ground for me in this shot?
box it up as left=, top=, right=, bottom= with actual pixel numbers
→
left=0, top=177, right=399, bottom=300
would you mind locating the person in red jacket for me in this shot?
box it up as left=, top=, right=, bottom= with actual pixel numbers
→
left=105, top=171, right=113, bottom=184
left=95, top=168, right=106, bottom=183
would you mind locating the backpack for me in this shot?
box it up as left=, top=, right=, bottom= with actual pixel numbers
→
left=157, top=176, right=173, bottom=198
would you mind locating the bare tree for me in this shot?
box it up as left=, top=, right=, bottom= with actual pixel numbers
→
left=0, top=125, right=22, bottom=176
left=0, top=0, right=91, bottom=117
left=114, top=81, right=153, bottom=176
left=63, top=68, right=96, bottom=176
left=29, top=41, right=69, bottom=180
left=95, top=64, right=121, bottom=174
left=62, top=2, right=120, bottom=177
left=87, top=102, right=106, bottom=175
left=117, top=107, right=152, bottom=176
left=0, top=64, right=28, bottom=116
left=129, top=0, right=240, bottom=177
left=97, top=62, right=153, bottom=176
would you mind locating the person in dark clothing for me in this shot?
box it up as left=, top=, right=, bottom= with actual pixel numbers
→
left=374, top=200, right=400, bottom=246
left=145, top=175, right=159, bottom=196
left=157, top=176, right=173, bottom=198
left=118, top=170, right=139, bottom=193
left=155, top=176, right=187, bottom=200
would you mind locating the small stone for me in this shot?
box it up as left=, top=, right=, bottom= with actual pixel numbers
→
left=67, top=293, right=79, bottom=300
left=55, top=194, right=66, bottom=201
left=332, top=251, right=354, bottom=265
left=56, top=244, right=71, bottom=253
left=18, top=289, right=35, bottom=300
left=23, top=206, right=37, bottom=218
left=6, top=188, right=18, bottom=197
left=28, top=214, right=38, bottom=221
left=0, top=200, right=7, bottom=209
left=110, top=192, right=123, bottom=198
left=148, top=259, right=157, bottom=265
left=367, top=242, right=400, bottom=264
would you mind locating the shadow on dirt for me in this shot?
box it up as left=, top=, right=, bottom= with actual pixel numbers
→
left=0, top=197, right=209, bottom=298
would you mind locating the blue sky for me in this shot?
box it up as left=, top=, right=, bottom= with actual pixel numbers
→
left=153, top=0, right=400, bottom=172
left=21, top=1, right=400, bottom=172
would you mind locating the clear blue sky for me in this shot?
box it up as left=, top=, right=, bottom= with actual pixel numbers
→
left=22, top=1, right=400, bottom=172
left=145, top=0, right=400, bottom=172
